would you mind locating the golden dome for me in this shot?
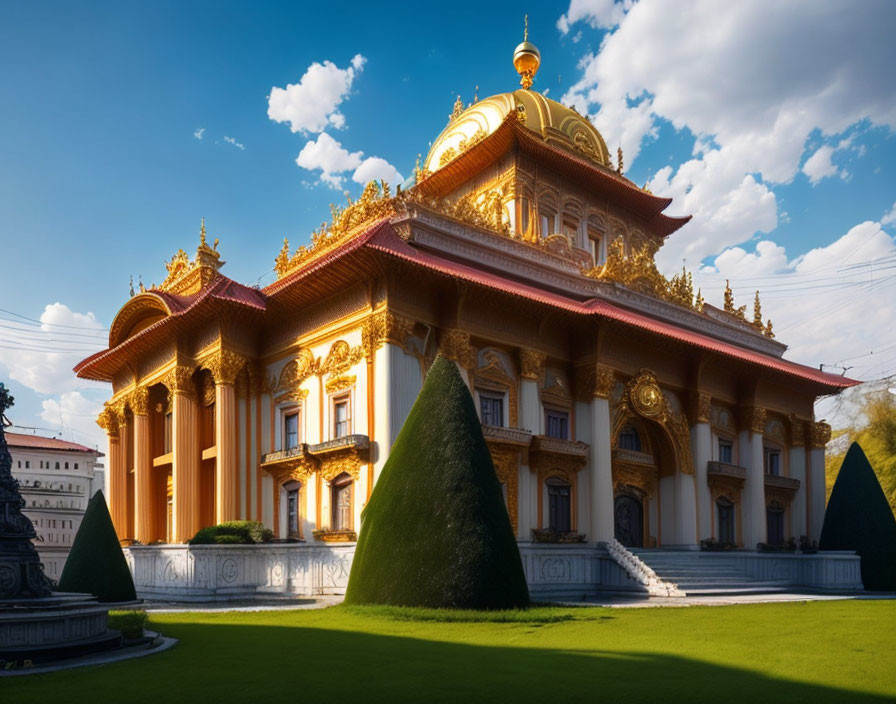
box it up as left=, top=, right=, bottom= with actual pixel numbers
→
left=424, top=90, right=611, bottom=173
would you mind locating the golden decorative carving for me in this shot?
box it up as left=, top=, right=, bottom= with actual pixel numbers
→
left=723, top=280, right=748, bottom=322
left=96, top=406, right=120, bottom=439
left=613, top=370, right=694, bottom=475
left=694, top=391, right=712, bottom=424
left=157, top=219, right=224, bottom=295
left=473, top=350, right=518, bottom=427
left=264, top=454, right=317, bottom=487
left=165, top=366, right=196, bottom=398
left=312, top=529, right=357, bottom=543
left=489, top=447, right=519, bottom=533
left=274, top=350, right=316, bottom=400
left=519, top=348, right=546, bottom=381
left=573, top=130, right=599, bottom=160
left=362, top=310, right=415, bottom=359
left=439, top=147, right=458, bottom=167
left=741, top=406, right=767, bottom=435
left=199, top=373, right=216, bottom=406
left=572, top=362, right=615, bottom=401
left=203, top=349, right=246, bottom=386
left=325, top=374, right=356, bottom=394
left=765, top=419, right=787, bottom=445
left=320, top=340, right=364, bottom=378
left=790, top=416, right=806, bottom=447
left=128, top=386, right=150, bottom=416
left=613, top=461, right=657, bottom=499
left=319, top=452, right=362, bottom=482
left=273, top=388, right=309, bottom=406
left=810, top=421, right=832, bottom=449
left=594, top=364, right=615, bottom=400
left=439, top=329, right=476, bottom=369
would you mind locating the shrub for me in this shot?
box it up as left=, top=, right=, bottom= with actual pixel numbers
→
left=109, top=610, right=148, bottom=639
left=344, top=356, right=530, bottom=610
left=189, top=520, right=274, bottom=545
left=820, top=442, right=896, bottom=590
left=58, top=491, right=137, bottom=602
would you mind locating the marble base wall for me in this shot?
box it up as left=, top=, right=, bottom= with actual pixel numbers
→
left=123, top=544, right=864, bottom=601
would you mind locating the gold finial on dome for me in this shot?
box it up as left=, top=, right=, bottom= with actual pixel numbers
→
left=513, top=15, right=540, bottom=90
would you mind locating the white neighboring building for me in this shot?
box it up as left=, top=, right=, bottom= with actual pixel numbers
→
left=7, top=431, right=104, bottom=579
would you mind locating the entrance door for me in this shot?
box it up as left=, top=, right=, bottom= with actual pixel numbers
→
left=614, top=494, right=644, bottom=548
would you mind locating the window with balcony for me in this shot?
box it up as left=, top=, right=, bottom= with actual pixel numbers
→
left=479, top=392, right=504, bottom=427
left=764, top=448, right=781, bottom=476
left=546, top=477, right=571, bottom=532
left=284, top=409, right=300, bottom=450
left=719, top=438, right=733, bottom=464
left=618, top=425, right=642, bottom=452
left=333, top=395, right=351, bottom=438
left=545, top=409, right=569, bottom=439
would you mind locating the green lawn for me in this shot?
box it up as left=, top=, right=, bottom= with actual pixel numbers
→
left=7, top=601, right=896, bottom=702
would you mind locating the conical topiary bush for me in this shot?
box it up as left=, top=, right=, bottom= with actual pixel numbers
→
left=820, top=442, right=896, bottom=590
left=58, top=490, right=137, bottom=602
left=345, top=355, right=529, bottom=609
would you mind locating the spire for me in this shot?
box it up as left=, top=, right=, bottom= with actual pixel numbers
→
left=199, top=217, right=207, bottom=247
left=513, top=15, right=541, bottom=90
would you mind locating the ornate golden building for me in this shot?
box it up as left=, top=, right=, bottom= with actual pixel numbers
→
left=76, top=37, right=854, bottom=561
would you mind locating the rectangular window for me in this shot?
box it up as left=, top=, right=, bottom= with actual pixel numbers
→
left=767, top=507, right=785, bottom=545
left=546, top=410, right=569, bottom=440
left=64, top=462, right=69, bottom=469
left=287, top=487, right=300, bottom=538
left=562, top=216, right=579, bottom=241
left=333, top=396, right=351, bottom=438
left=55, top=462, right=60, bottom=469
left=74, top=462, right=79, bottom=470
left=284, top=410, right=300, bottom=450
left=547, top=480, right=571, bottom=532
left=332, top=479, right=352, bottom=531
left=765, top=448, right=781, bottom=476
left=588, top=227, right=602, bottom=264
left=479, top=393, right=504, bottom=427
left=719, top=439, right=733, bottom=464
left=25, top=461, right=30, bottom=469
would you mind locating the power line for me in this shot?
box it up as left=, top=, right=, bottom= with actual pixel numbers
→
left=0, top=320, right=106, bottom=340
left=0, top=306, right=108, bottom=332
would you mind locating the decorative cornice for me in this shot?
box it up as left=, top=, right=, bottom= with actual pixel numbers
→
left=325, top=374, right=356, bottom=395
left=519, top=348, right=547, bottom=381
left=810, top=421, right=832, bottom=449
left=361, top=310, right=415, bottom=359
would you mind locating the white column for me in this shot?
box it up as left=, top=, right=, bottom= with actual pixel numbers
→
left=692, top=393, right=712, bottom=540
left=674, top=471, right=698, bottom=546
left=789, top=439, right=807, bottom=540
left=518, top=371, right=541, bottom=541
left=374, top=342, right=422, bottom=482
left=590, top=394, right=615, bottom=544
left=808, top=421, right=830, bottom=542
left=743, top=417, right=768, bottom=549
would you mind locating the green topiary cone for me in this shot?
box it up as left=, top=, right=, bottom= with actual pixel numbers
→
left=345, top=355, right=530, bottom=609
left=58, top=490, right=137, bottom=602
left=820, top=442, right=896, bottom=590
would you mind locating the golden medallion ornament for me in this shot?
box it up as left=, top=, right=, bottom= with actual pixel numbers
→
left=630, top=374, right=664, bottom=418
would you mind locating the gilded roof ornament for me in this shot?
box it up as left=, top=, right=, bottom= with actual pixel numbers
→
left=753, top=290, right=762, bottom=326
left=616, top=146, right=624, bottom=175
left=723, top=279, right=747, bottom=321
left=513, top=15, right=541, bottom=90
left=156, top=220, right=225, bottom=294
left=450, top=96, right=465, bottom=121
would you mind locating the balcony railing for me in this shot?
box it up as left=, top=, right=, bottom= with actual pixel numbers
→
left=531, top=435, right=589, bottom=458
left=481, top=424, right=533, bottom=447
left=707, top=461, right=747, bottom=480
left=764, top=473, right=800, bottom=494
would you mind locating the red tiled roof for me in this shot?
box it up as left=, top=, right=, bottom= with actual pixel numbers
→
left=361, top=223, right=858, bottom=390
left=5, top=431, right=101, bottom=454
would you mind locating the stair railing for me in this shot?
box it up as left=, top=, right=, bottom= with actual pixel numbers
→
left=605, top=538, right=685, bottom=597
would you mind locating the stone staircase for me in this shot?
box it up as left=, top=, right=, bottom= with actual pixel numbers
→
left=629, top=548, right=793, bottom=596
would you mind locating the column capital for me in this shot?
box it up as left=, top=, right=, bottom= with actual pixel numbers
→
left=789, top=415, right=807, bottom=446
left=166, top=365, right=196, bottom=398
left=691, top=391, right=712, bottom=424
left=573, top=362, right=615, bottom=401
left=438, top=329, right=476, bottom=368
left=128, top=386, right=150, bottom=416
left=809, top=420, right=831, bottom=449
left=96, top=406, right=120, bottom=439
left=204, top=349, right=246, bottom=386
left=362, top=310, right=415, bottom=359
left=519, top=348, right=547, bottom=381
left=739, top=406, right=766, bottom=434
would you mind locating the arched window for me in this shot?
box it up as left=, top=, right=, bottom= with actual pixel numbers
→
left=716, top=497, right=735, bottom=545
left=587, top=215, right=603, bottom=264
left=331, top=473, right=352, bottom=531
left=539, top=200, right=557, bottom=237
left=546, top=476, right=571, bottom=532
left=618, top=425, right=642, bottom=452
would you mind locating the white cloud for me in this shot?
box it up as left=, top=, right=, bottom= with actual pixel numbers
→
left=562, top=0, right=896, bottom=264
left=296, top=133, right=363, bottom=188
left=0, top=303, right=105, bottom=395
left=223, top=136, right=245, bottom=150
left=695, top=222, right=896, bottom=380
left=40, top=391, right=105, bottom=451
left=351, top=157, right=403, bottom=187
left=193, top=127, right=205, bottom=140
left=267, top=54, right=367, bottom=135
left=802, top=144, right=838, bottom=184
left=882, top=201, right=896, bottom=227
left=295, top=133, right=403, bottom=189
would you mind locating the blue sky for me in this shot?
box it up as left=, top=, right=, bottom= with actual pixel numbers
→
left=1, top=0, right=894, bottom=448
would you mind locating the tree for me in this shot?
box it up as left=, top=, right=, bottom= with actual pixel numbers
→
left=820, top=443, right=896, bottom=590
left=58, top=491, right=137, bottom=602
left=826, top=390, right=896, bottom=518
left=344, top=356, right=530, bottom=609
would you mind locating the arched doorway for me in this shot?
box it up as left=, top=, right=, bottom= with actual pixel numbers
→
left=614, top=494, right=643, bottom=547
